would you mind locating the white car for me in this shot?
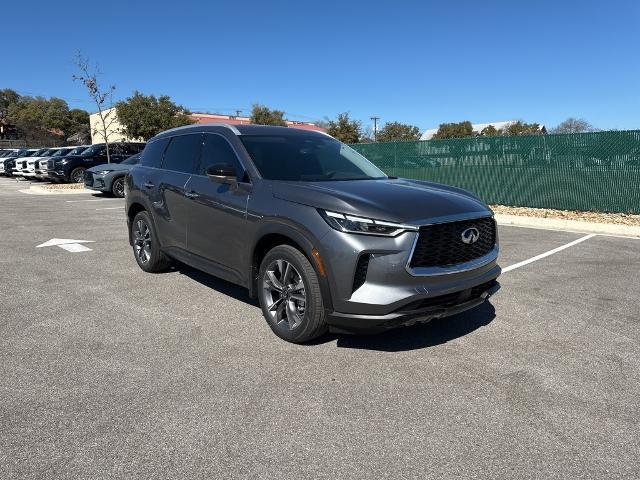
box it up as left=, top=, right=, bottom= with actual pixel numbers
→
left=24, top=148, right=59, bottom=179
left=11, top=149, right=43, bottom=176
left=35, top=146, right=85, bottom=180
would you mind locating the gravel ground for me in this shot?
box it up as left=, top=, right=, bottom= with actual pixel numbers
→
left=490, top=205, right=640, bottom=226
left=39, top=182, right=86, bottom=190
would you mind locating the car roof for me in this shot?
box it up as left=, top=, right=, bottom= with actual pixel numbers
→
left=151, top=123, right=330, bottom=141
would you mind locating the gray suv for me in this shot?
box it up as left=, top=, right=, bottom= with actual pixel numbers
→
left=125, top=124, right=500, bottom=343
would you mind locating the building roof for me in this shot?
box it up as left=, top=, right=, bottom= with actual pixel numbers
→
left=189, top=112, right=325, bottom=132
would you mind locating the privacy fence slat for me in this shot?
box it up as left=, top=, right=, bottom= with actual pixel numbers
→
left=350, top=130, right=640, bottom=213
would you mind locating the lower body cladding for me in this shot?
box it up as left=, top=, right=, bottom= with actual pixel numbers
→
left=318, top=222, right=501, bottom=334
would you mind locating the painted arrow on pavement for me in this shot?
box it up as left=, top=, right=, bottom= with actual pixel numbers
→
left=36, top=238, right=95, bottom=253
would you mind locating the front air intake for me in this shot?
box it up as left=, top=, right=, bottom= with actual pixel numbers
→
left=352, top=254, right=371, bottom=292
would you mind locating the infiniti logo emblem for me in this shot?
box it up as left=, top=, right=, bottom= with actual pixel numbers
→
left=461, top=227, right=480, bottom=244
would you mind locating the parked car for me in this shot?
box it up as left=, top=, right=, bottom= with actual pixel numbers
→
left=12, top=149, right=45, bottom=176
left=85, top=152, right=141, bottom=197
left=125, top=124, right=501, bottom=343
left=34, top=146, right=85, bottom=180
left=0, top=149, right=30, bottom=176
left=23, top=148, right=59, bottom=179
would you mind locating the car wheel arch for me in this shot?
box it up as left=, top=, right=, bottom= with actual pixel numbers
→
left=249, top=226, right=334, bottom=311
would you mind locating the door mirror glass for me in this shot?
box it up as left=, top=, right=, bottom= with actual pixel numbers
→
left=206, top=163, right=237, bottom=184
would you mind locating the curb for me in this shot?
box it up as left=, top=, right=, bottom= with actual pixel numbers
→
left=495, top=214, right=640, bottom=238
left=20, top=185, right=94, bottom=195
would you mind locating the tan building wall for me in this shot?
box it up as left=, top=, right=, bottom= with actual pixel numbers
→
left=89, top=107, right=142, bottom=144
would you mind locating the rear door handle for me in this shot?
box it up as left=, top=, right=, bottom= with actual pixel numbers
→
left=184, top=190, right=199, bottom=199
left=143, top=181, right=155, bottom=188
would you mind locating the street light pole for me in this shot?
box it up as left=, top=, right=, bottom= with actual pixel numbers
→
left=370, top=116, right=380, bottom=142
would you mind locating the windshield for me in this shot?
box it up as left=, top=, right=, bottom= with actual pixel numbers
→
left=52, top=148, right=72, bottom=157
left=40, top=149, right=56, bottom=156
left=122, top=154, right=141, bottom=165
left=239, top=135, right=386, bottom=182
left=81, top=145, right=105, bottom=157
left=66, top=146, right=88, bottom=156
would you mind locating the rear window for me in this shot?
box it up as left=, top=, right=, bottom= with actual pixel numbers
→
left=140, top=138, right=169, bottom=168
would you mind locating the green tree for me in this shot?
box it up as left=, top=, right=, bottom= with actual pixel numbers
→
left=376, top=121, right=420, bottom=142
left=116, top=91, right=193, bottom=141
left=326, top=112, right=362, bottom=143
left=479, top=125, right=501, bottom=136
left=551, top=117, right=595, bottom=134
left=432, top=121, right=473, bottom=139
left=503, top=121, right=544, bottom=136
left=250, top=104, right=287, bottom=126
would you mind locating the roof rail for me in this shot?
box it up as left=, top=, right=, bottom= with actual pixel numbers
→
left=159, top=122, right=241, bottom=137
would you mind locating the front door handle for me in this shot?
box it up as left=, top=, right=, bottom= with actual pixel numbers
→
left=143, top=181, right=155, bottom=188
left=184, top=190, right=199, bottom=199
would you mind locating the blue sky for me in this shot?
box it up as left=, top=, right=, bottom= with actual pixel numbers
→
left=4, top=0, right=639, bottom=132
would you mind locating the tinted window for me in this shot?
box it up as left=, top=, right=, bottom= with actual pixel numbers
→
left=81, top=145, right=106, bottom=157
left=239, top=135, right=386, bottom=181
left=140, top=138, right=169, bottom=168
left=200, top=134, right=244, bottom=179
left=162, top=134, right=202, bottom=174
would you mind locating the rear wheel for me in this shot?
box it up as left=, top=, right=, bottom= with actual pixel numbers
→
left=258, top=245, right=327, bottom=343
left=112, top=177, right=125, bottom=198
left=70, top=167, right=86, bottom=183
left=131, top=210, right=172, bottom=272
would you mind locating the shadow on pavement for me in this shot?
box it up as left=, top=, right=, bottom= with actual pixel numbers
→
left=328, top=302, right=496, bottom=352
left=176, top=264, right=259, bottom=307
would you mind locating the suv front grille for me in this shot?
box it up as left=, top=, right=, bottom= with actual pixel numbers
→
left=48, top=159, right=55, bottom=169
left=409, top=216, right=496, bottom=268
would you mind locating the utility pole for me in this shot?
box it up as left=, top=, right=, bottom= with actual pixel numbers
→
left=370, top=116, right=380, bottom=141
left=235, top=109, right=242, bottom=118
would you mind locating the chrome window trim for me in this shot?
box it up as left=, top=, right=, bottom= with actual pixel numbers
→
left=404, top=214, right=498, bottom=277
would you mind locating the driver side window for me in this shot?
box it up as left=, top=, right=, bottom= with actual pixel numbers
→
left=200, top=134, right=244, bottom=180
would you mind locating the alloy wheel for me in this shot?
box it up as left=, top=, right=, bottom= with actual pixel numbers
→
left=72, top=169, right=85, bottom=183
left=133, top=219, right=152, bottom=264
left=262, top=259, right=306, bottom=330
left=113, top=178, right=124, bottom=197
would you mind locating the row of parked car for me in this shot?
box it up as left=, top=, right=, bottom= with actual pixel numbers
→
left=0, top=142, right=146, bottom=197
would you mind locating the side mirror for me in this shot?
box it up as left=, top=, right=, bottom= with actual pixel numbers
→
left=206, top=163, right=237, bottom=184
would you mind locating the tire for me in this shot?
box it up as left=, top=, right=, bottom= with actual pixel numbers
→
left=258, top=245, right=327, bottom=343
left=131, top=210, right=172, bottom=273
left=111, top=176, right=125, bottom=198
left=70, top=167, right=86, bottom=183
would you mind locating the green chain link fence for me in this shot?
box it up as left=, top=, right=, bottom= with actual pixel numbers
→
left=350, top=130, right=640, bottom=213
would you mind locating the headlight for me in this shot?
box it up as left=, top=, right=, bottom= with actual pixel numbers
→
left=318, top=209, right=418, bottom=237
left=58, top=159, right=69, bottom=165
left=97, top=170, right=111, bottom=175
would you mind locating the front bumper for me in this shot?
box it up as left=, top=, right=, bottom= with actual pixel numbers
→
left=47, top=169, right=68, bottom=181
left=327, top=280, right=500, bottom=333
left=84, top=172, right=109, bottom=192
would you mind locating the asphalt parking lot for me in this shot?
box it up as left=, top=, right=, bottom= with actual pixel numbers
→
left=1, top=177, right=639, bottom=479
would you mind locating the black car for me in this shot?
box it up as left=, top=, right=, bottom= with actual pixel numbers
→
left=46, top=142, right=145, bottom=183
left=125, top=124, right=500, bottom=343
left=85, top=153, right=141, bottom=197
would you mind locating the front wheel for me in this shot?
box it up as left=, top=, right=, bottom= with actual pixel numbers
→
left=258, top=245, right=327, bottom=343
left=111, top=176, right=125, bottom=197
left=131, top=210, right=172, bottom=272
left=70, top=167, right=86, bottom=183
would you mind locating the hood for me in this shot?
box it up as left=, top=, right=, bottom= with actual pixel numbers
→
left=88, top=163, right=131, bottom=173
left=272, top=178, right=491, bottom=224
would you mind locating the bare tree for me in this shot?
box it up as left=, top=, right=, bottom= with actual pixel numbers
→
left=72, top=52, right=117, bottom=162
left=551, top=117, right=596, bottom=134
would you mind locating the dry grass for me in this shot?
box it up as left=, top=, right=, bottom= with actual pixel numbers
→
left=490, top=205, right=640, bottom=227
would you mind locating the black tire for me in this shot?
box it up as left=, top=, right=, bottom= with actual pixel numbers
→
left=111, top=176, right=125, bottom=198
left=131, top=210, right=172, bottom=272
left=70, top=167, right=86, bottom=183
left=258, top=245, right=327, bottom=343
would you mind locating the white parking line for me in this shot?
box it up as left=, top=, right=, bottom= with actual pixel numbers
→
left=502, top=234, right=596, bottom=273
left=96, top=206, right=123, bottom=210
left=65, top=199, right=122, bottom=203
